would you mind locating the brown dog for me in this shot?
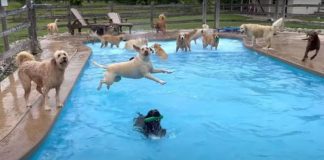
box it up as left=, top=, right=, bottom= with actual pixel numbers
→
left=154, top=14, right=166, bottom=34
left=47, top=19, right=59, bottom=35
left=16, top=50, right=69, bottom=110
left=202, top=30, right=220, bottom=50
left=176, top=30, right=196, bottom=52
left=302, top=31, right=321, bottom=61
left=90, top=31, right=124, bottom=48
left=151, top=43, right=168, bottom=60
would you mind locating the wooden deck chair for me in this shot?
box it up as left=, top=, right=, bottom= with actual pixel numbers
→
left=68, top=8, right=111, bottom=35
left=107, top=12, right=133, bottom=34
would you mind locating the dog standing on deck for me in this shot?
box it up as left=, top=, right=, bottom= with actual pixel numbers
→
left=89, top=31, right=124, bottom=48
left=93, top=45, right=172, bottom=90
left=16, top=50, right=69, bottom=110
left=154, top=14, right=167, bottom=34
left=240, top=18, right=283, bottom=48
left=47, top=19, right=59, bottom=35
left=302, top=31, right=321, bottom=61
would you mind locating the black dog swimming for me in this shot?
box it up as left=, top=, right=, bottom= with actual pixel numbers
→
left=134, top=109, right=166, bottom=138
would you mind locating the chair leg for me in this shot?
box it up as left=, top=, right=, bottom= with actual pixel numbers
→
left=129, top=26, right=132, bottom=34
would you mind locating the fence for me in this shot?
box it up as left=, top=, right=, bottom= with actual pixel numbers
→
left=1, top=1, right=324, bottom=61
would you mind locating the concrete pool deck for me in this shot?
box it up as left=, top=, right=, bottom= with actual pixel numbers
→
left=0, top=31, right=323, bottom=160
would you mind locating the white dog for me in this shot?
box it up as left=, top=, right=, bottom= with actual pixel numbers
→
left=16, top=50, right=69, bottom=110
left=124, top=38, right=148, bottom=50
left=240, top=18, right=283, bottom=48
left=93, top=45, right=172, bottom=90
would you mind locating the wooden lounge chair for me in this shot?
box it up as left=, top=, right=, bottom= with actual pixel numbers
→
left=68, top=8, right=111, bottom=35
left=107, top=12, right=133, bottom=34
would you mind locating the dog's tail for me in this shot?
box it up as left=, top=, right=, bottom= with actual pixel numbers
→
left=16, top=51, right=35, bottom=66
left=272, top=17, right=283, bottom=30
left=92, top=61, right=108, bottom=69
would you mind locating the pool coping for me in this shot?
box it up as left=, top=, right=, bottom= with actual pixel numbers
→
left=0, top=31, right=323, bottom=160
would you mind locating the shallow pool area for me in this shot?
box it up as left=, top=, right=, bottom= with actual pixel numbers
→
left=31, top=39, right=324, bottom=160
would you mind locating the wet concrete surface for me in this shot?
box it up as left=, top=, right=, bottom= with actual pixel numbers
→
left=0, top=30, right=323, bottom=160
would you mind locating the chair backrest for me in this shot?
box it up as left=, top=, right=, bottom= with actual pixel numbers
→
left=70, top=8, right=87, bottom=26
left=108, top=12, right=121, bottom=24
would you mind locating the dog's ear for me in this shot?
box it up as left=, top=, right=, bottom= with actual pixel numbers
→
left=51, top=57, right=56, bottom=65
left=133, top=45, right=140, bottom=52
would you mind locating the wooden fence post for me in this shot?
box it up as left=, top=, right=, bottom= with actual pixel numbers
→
left=202, top=0, right=207, bottom=24
left=67, top=4, right=71, bottom=33
left=150, top=2, right=154, bottom=28
left=214, top=0, right=220, bottom=29
left=230, top=0, right=233, bottom=11
left=26, top=0, right=41, bottom=54
left=240, top=0, right=243, bottom=13
left=109, top=1, right=114, bottom=12
left=0, top=6, right=9, bottom=51
left=274, top=0, right=279, bottom=20
left=281, top=0, right=286, bottom=18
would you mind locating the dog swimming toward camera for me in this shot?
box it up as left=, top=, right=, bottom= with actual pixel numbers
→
left=134, top=109, right=166, bottom=138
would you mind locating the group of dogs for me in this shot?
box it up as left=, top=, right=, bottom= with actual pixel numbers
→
left=16, top=14, right=320, bottom=137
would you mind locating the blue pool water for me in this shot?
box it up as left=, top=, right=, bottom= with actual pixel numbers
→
left=31, top=39, right=324, bottom=160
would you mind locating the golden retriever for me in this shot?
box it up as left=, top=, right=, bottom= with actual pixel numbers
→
left=240, top=18, right=283, bottom=48
left=47, top=19, right=59, bottom=35
left=202, top=30, right=220, bottom=50
left=154, top=13, right=166, bottom=34
left=90, top=31, right=124, bottom=48
left=176, top=30, right=196, bottom=52
left=151, top=43, right=168, bottom=60
left=16, top=50, right=69, bottom=110
left=93, top=45, right=172, bottom=90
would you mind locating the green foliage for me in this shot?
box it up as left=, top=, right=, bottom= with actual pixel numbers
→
left=70, top=0, right=83, bottom=5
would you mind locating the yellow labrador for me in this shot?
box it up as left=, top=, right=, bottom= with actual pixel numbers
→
left=93, top=45, right=172, bottom=90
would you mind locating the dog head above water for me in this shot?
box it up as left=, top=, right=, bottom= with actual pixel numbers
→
left=133, top=45, right=153, bottom=57
left=143, top=109, right=166, bottom=137
left=53, top=50, right=69, bottom=70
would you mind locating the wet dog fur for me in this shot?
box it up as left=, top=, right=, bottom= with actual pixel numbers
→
left=202, top=30, right=219, bottom=50
left=134, top=109, right=166, bottom=137
left=151, top=43, right=168, bottom=60
left=16, top=50, right=69, bottom=110
left=176, top=30, right=196, bottom=52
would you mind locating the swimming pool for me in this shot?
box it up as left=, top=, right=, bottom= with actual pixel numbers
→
left=31, top=39, right=324, bottom=160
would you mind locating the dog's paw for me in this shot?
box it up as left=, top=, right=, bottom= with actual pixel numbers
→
left=159, top=80, right=167, bottom=85
left=57, top=104, right=63, bottom=108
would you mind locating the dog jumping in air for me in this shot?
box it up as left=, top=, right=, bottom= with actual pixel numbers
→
left=93, top=45, right=172, bottom=90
